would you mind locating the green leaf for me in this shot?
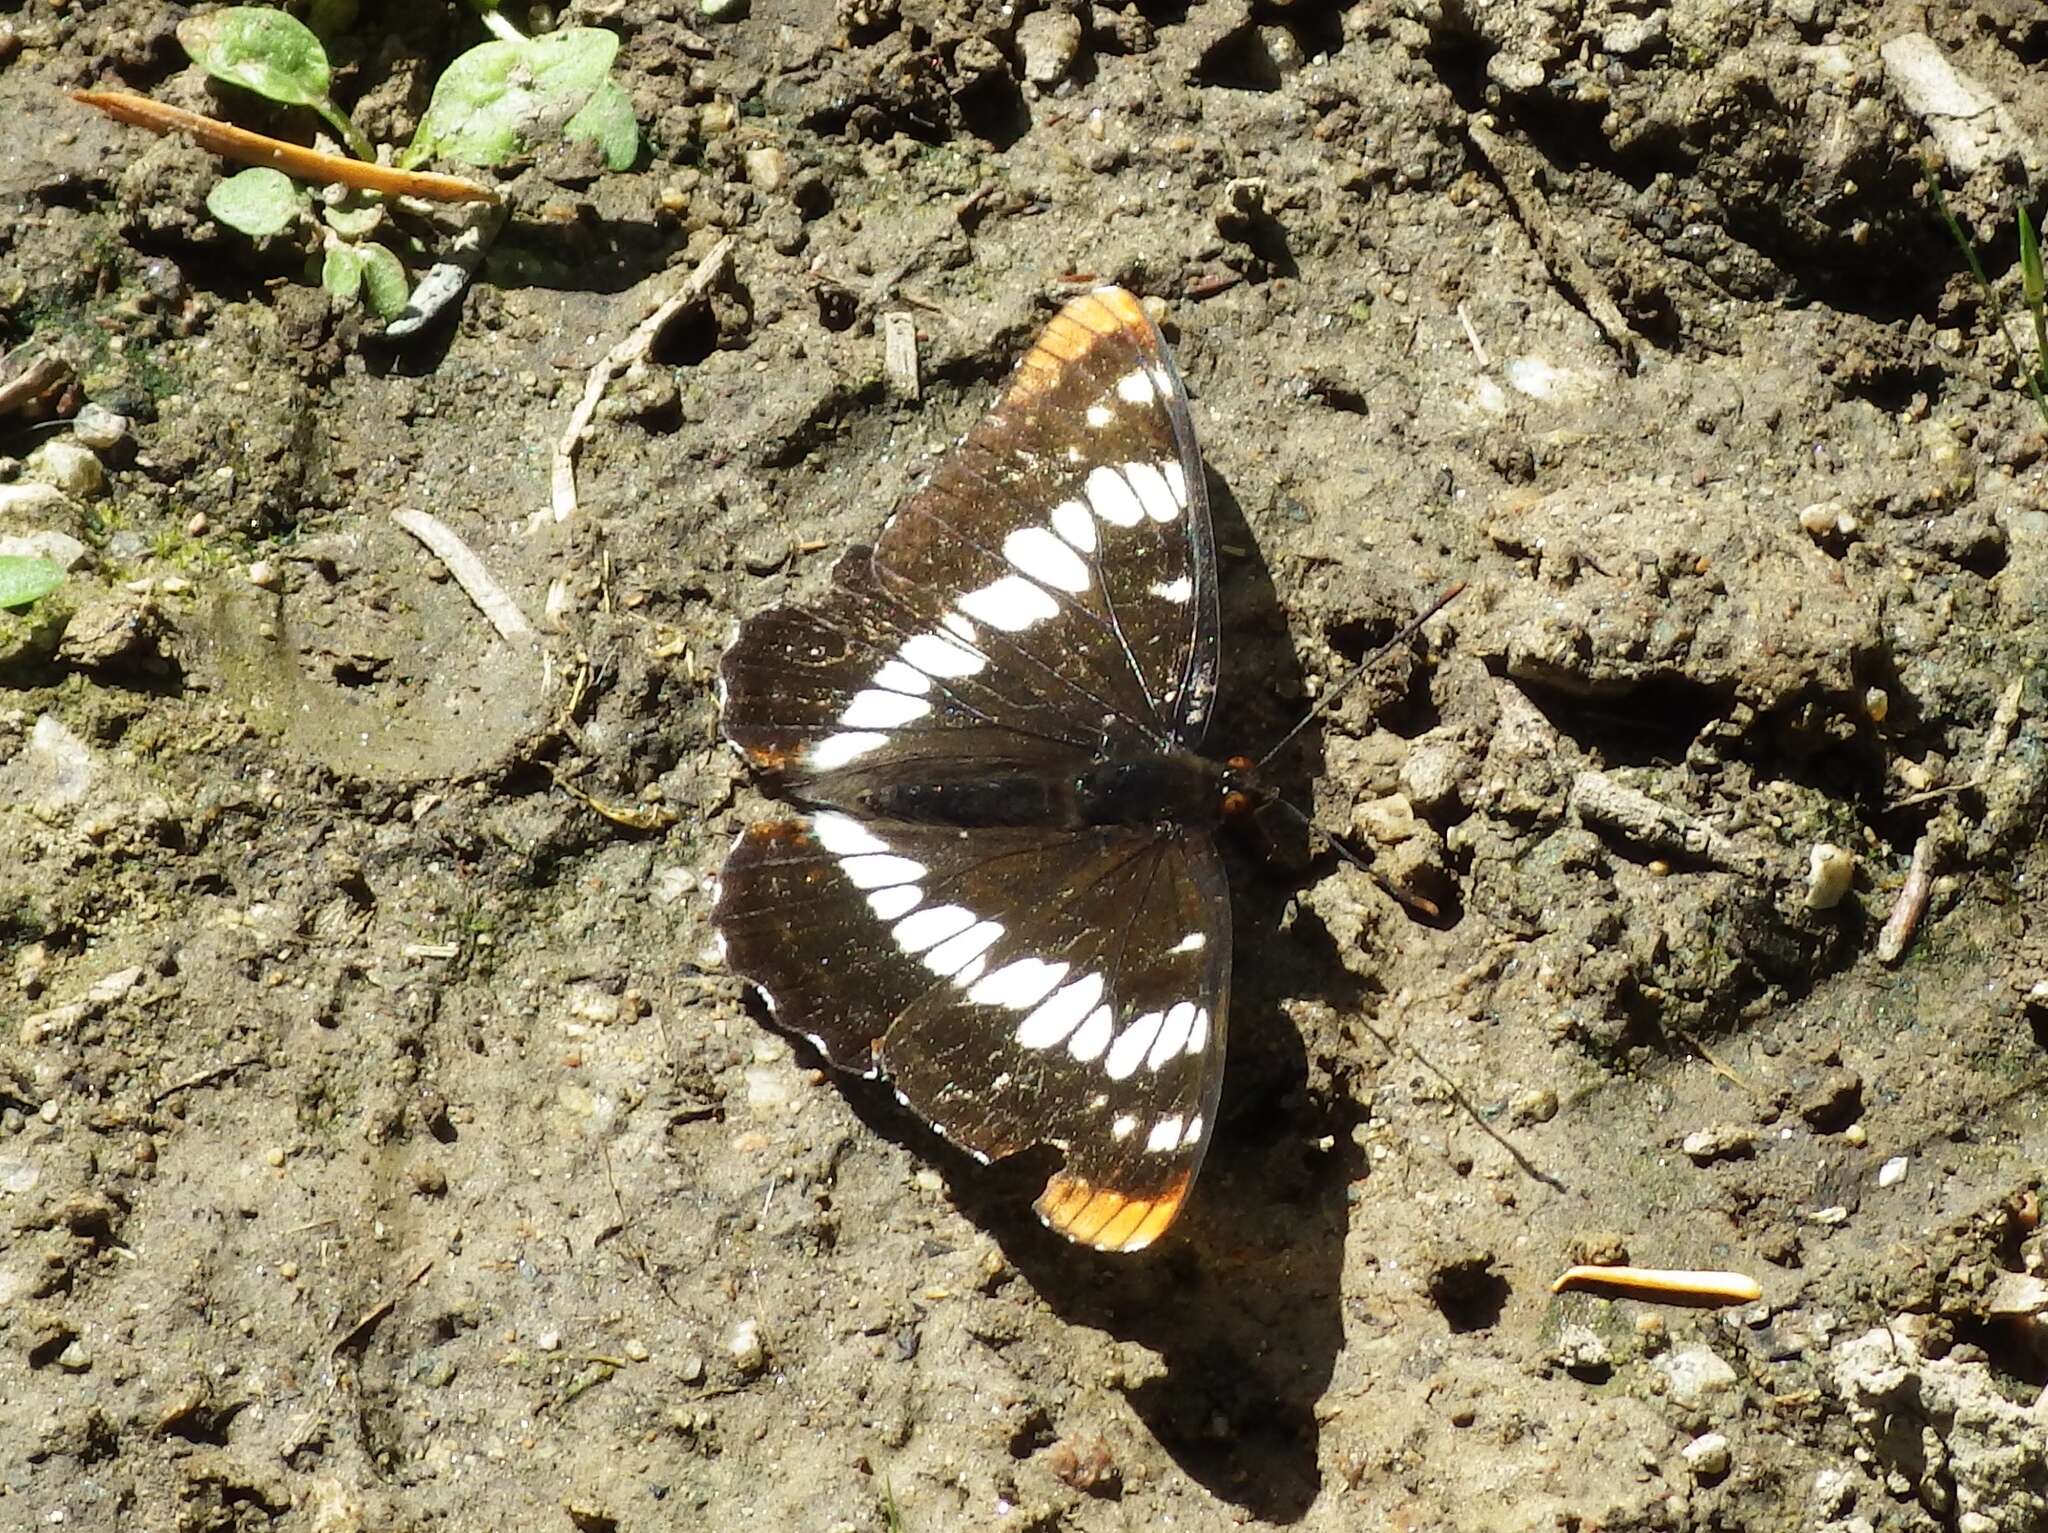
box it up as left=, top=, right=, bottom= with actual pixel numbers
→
left=178, top=7, right=333, bottom=109
left=321, top=199, right=384, bottom=240
left=2021, top=206, right=2044, bottom=309
left=565, top=77, right=639, bottom=171
left=0, top=556, right=64, bottom=610
left=359, top=242, right=410, bottom=319
left=404, top=29, right=622, bottom=169
left=322, top=243, right=364, bottom=303
left=206, top=167, right=306, bottom=237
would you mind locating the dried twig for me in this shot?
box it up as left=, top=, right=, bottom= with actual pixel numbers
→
left=550, top=235, right=736, bottom=524
left=1553, top=1264, right=1762, bottom=1308
left=331, top=1258, right=435, bottom=1358
left=1465, top=119, right=1640, bottom=368
left=150, top=1055, right=265, bottom=1107
left=71, top=88, right=498, bottom=205
left=391, top=508, right=533, bottom=642
left=1876, top=830, right=1939, bottom=965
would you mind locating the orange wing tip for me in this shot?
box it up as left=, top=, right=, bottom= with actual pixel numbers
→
left=1010, top=287, right=1159, bottom=400
left=1551, top=1264, right=1763, bottom=1307
left=1035, top=1170, right=1191, bottom=1253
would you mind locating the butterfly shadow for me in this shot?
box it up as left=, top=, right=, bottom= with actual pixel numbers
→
left=822, top=470, right=1380, bottom=1521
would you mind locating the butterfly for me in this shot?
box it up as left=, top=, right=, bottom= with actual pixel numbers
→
left=712, top=287, right=1258, bottom=1252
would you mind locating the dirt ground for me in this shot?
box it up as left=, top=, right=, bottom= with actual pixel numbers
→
left=4, top=0, right=2048, bottom=1528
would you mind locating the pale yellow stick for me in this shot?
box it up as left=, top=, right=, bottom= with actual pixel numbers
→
left=71, top=88, right=500, bottom=205
left=1552, top=1265, right=1763, bottom=1306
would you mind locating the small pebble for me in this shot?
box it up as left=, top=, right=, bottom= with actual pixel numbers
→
left=71, top=404, right=129, bottom=452
left=700, top=0, right=747, bottom=18
left=1877, top=1155, right=1908, bottom=1188
left=57, top=1340, right=91, bottom=1372
left=1682, top=1123, right=1757, bottom=1164
left=679, top=1353, right=705, bottom=1384
left=36, top=440, right=105, bottom=498
left=1682, top=1431, right=1731, bottom=1479
left=186, top=512, right=209, bottom=537
left=624, top=1338, right=650, bottom=1362
left=1508, top=1086, right=1557, bottom=1126
left=1862, top=686, right=1889, bottom=724
left=728, top=1318, right=766, bottom=1373
left=744, top=147, right=786, bottom=192
left=247, top=559, right=279, bottom=589
left=1017, top=9, right=1084, bottom=85
left=263, top=1146, right=286, bottom=1167
left=279, top=1261, right=299, bottom=1281
left=536, top=1330, right=562, bottom=1353
left=1804, top=843, right=1854, bottom=910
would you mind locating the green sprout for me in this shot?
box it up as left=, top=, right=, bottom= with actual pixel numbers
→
left=178, top=3, right=639, bottom=320
left=1926, top=166, right=2048, bottom=431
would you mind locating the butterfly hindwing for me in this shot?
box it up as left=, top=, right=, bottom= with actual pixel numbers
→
left=712, top=809, right=1229, bottom=1251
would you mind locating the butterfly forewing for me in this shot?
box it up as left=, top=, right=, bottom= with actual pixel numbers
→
left=874, top=287, right=1221, bottom=749
left=713, top=287, right=1233, bottom=1252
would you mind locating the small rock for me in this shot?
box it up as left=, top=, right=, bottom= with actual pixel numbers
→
left=247, top=559, right=280, bottom=589
left=1682, top=1123, right=1758, bottom=1164
left=1804, top=843, right=1854, bottom=910
left=1876, top=1156, right=1908, bottom=1189
left=1552, top=1323, right=1612, bottom=1380
left=57, top=594, right=165, bottom=672
left=1654, top=1345, right=1737, bottom=1407
left=87, top=967, right=144, bottom=1006
left=536, top=1330, right=562, bottom=1353
left=1985, top=1272, right=2048, bottom=1317
left=57, top=1339, right=91, bottom=1372
left=1508, top=1086, right=1557, bottom=1126
left=1040, top=1434, right=1118, bottom=1494
left=678, top=1353, right=705, bottom=1384
left=1682, top=1431, right=1731, bottom=1479
left=32, top=440, right=105, bottom=498
left=744, top=147, right=786, bottom=191
left=0, top=482, right=81, bottom=522
left=410, top=1162, right=449, bottom=1197
left=1399, top=737, right=1466, bottom=814
left=699, top=0, right=747, bottom=21
left=71, top=404, right=129, bottom=452
left=727, top=1318, right=766, bottom=1373
left=0, top=529, right=90, bottom=571
left=1353, top=792, right=1417, bottom=845
left=1017, top=9, right=1084, bottom=85
left=836, top=0, right=897, bottom=31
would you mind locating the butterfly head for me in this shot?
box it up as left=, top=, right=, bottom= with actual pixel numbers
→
left=1219, top=753, right=1262, bottom=822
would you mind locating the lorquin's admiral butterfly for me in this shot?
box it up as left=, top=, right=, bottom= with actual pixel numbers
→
left=711, top=288, right=1259, bottom=1251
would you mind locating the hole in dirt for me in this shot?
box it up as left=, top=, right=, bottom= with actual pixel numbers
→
left=1428, top=1256, right=1510, bottom=1333
left=1954, top=1317, right=2048, bottom=1391
left=954, top=71, right=1030, bottom=149
left=649, top=302, right=719, bottom=368
left=1510, top=673, right=1734, bottom=768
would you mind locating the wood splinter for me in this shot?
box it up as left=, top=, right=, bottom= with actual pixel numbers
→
left=1552, top=1264, right=1763, bottom=1308
left=71, top=88, right=499, bottom=205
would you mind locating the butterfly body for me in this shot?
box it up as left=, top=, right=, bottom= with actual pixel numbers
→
left=714, top=287, right=1237, bottom=1252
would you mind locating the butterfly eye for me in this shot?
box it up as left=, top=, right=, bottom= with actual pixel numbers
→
left=1225, top=754, right=1254, bottom=773
left=1221, top=790, right=1254, bottom=819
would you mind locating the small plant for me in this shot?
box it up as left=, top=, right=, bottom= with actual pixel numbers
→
left=0, top=556, right=65, bottom=611
left=171, top=3, right=638, bottom=317
left=1927, top=165, right=2048, bottom=431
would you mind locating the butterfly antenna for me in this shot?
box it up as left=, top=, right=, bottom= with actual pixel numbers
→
left=1254, top=581, right=1466, bottom=774
left=1261, top=796, right=1443, bottom=920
